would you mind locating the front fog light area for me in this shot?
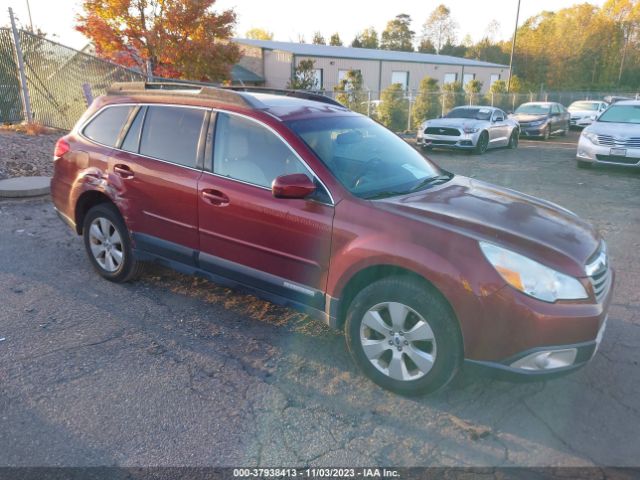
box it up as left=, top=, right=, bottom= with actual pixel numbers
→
left=510, top=348, right=578, bottom=370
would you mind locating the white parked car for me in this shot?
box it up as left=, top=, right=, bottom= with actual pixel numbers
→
left=417, top=106, right=520, bottom=155
left=568, top=100, right=609, bottom=129
left=576, top=100, right=640, bottom=169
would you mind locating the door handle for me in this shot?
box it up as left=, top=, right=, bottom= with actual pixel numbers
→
left=201, top=189, right=230, bottom=206
left=114, top=164, right=134, bottom=179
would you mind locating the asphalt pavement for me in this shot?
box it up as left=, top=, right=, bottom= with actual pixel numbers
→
left=1, top=131, right=639, bottom=467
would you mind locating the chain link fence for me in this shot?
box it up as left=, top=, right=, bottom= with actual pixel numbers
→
left=319, top=88, right=640, bottom=132
left=0, top=26, right=145, bottom=130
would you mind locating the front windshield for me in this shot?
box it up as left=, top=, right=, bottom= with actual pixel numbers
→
left=445, top=107, right=492, bottom=121
left=569, top=101, right=600, bottom=111
left=597, top=104, right=640, bottom=124
left=515, top=104, right=551, bottom=115
left=286, top=115, right=443, bottom=199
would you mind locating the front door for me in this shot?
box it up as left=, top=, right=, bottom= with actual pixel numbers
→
left=197, top=112, right=334, bottom=309
left=110, top=105, right=207, bottom=265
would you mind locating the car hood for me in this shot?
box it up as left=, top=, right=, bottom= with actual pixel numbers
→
left=375, top=176, right=600, bottom=275
left=569, top=109, right=597, bottom=117
left=585, top=121, right=640, bottom=137
left=425, top=118, right=487, bottom=130
left=511, top=113, right=548, bottom=123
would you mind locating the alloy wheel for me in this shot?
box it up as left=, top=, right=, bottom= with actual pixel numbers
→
left=359, top=301, right=437, bottom=382
left=88, top=217, right=124, bottom=273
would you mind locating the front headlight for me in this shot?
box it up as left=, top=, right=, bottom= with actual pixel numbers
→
left=582, top=131, right=599, bottom=145
left=479, top=242, right=588, bottom=302
left=464, top=127, right=480, bottom=134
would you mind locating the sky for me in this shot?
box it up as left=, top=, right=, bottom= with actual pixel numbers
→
left=2, top=0, right=608, bottom=51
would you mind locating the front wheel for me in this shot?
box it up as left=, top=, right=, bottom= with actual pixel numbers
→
left=83, top=203, right=143, bottom=283
left=542, top=125, right=550, bottom=141
left=508, top=130, right=519, bottom=149
left=474, top=131, right=489, bottom=155
left=345, top=277, right=463, bottom=395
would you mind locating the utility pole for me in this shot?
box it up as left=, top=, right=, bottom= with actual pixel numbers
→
left=25, top=0, right=34, bottom=31
left=9, top=7, right=33, bottom=123
left=507, top=0, right=522, bottom=93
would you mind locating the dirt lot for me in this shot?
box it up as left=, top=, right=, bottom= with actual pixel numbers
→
left=1, top=131, right=639, bottom=467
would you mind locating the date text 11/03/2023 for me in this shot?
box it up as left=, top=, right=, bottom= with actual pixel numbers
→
left=232, top=468, right=400, bottom=478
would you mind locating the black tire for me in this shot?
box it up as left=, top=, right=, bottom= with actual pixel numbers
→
left=474, top=131, right=489, bottom=155
left=508, top=130, right=519, bottom=149
left=345, top=276, right=463, bottom=396
left=577, top=160, right=593, bottom=169
left=82, top=203, right=143, bottom=283
left=542, top=125, right=550, bottom=141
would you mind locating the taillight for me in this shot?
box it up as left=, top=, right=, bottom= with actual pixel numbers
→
left=54, top=137, right=70, bottom=158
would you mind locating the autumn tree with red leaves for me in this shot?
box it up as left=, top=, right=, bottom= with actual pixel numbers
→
left=76, top=0, right=240, bottom=82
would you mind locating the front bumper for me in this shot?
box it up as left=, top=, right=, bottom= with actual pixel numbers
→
left=417, top=132, right=479, bottom=150
left=570, top=116, right=593, bottom=128
left=577, top=137, right=640, bottom=168
left=465, top=316, right=607, bottom=380
left=519, top=124, right=548, bottom=137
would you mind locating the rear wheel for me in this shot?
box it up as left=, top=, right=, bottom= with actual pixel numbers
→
left=474, top=131, right=489, bottom=155
left=345, top=277, right=462, bottom=395
left=83, top=203, right=143, bottom=283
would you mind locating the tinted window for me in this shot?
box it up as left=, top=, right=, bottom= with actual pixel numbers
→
left=83, top=106, right=132, bottom=146
left=121, top=107, right=145, bottom=153
left=139, top=106, right=205, bottom=167
left=213, top=113, right=313, bottom=189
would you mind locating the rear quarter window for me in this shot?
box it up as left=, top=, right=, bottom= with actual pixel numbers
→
left=82, top=106, right=133, bottom=147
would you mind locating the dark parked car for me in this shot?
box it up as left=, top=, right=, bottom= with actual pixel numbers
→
left=511, top=102, right=571, bottom=139
left=51, top=83, right=613, bottom=395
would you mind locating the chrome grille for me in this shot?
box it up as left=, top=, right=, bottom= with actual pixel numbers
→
left=425, top=127, right=460, bottom=137
left=586, top=243, right=611, bottom=303
left=597, top=135, right=640, bottom=148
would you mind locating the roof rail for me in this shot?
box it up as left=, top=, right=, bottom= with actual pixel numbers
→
left=106, top=82, right=254, bottom=108
left=223, top=86, right=345, bottom=107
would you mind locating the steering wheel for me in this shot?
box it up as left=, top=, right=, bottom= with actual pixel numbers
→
left=351, top=157, right=384, bottom=189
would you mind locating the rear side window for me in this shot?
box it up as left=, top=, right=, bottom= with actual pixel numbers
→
left=139, top=106, right=205, bottom=167
left=83, top=106, right=132, bottom=146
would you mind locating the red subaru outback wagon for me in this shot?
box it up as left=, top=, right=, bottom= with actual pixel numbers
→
left=51, top=82, right=613, bottom=395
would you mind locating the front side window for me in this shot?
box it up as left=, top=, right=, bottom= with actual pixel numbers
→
left=83, top=105, right=132, bottom=147
left=139, top=106, right=206, bottom=167
left=287, top=115, right=444, bottom=199
left=213, top=113, right=328, bottom=199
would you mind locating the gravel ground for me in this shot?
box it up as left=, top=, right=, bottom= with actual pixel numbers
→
left=1, top=131, right=639, bottom=468
left=0, top=131, right=61, bottom=180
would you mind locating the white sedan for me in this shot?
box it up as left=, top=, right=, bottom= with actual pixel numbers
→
left=568, top=100, right=609, bottom=129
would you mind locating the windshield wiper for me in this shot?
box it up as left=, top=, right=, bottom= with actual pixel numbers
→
left=409, top=173, right=453, bottom=192
left=363, top=190, right=409, bottom=200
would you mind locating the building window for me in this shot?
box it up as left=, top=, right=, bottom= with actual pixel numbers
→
left=313, top=68, right=323, bottom=90
left=490, top=74, right=501, bottom=85
left=463, top=73, right=475, bottom=86
left=338, top=69, right=350, bottom=82
left=391, top=71, right=409, bottom=90
left=443, top=73, right=458, bottom=84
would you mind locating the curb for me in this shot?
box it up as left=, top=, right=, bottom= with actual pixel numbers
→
left=0, top=176, right=51, bottom=198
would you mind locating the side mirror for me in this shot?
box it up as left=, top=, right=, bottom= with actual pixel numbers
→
left=272, top=173, right=316, bottom=199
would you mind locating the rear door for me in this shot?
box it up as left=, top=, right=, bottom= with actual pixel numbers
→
left=196, top=111, right=334, bottom=309
left=109, top=104, right=208, bottom=265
